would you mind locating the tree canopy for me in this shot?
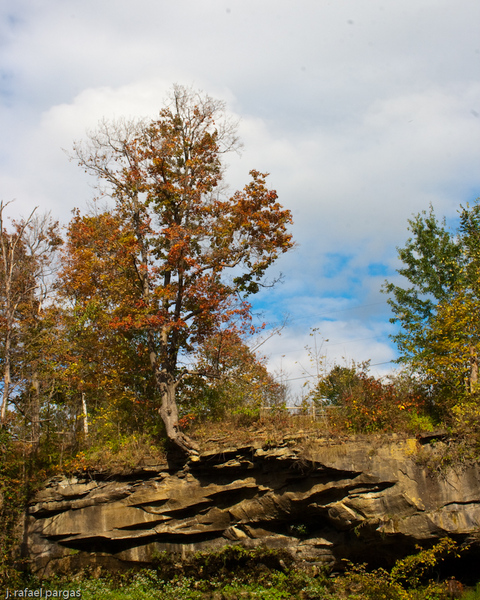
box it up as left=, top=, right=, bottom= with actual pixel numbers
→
left=62, top=85, right=294, bottom=453
left=383, top=199, right=480, bottom=411
left=0, top=202, right=61, bottom=440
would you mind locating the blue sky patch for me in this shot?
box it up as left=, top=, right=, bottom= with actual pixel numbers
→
left=322, top=253, right=353, bottom=279
left=367, top=263, right=389, bottom=277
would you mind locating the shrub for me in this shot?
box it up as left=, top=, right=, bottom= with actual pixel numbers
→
left=391, top=538, right=464, bottom=588
left=325, top=366, right=435, bottom=434
left=334, top=563, right=407, bottom=600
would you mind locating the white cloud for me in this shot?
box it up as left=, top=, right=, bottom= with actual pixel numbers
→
left=255, top=315, right=396, bottom=402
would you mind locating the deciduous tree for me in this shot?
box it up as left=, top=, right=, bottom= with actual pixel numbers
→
left=65, top=85, right=294, bottom=453
left=57, top=210, right=160, bottom=443
left=382, top=205, right=461, bottom=365
left=0, top=201, right=61, bottom=441
left=383, top=199, right=480, bottom=409
left=0, top=201, right=35, bottom=424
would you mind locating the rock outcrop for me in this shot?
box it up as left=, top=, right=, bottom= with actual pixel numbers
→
left=23, top=434, right=480, bottom=576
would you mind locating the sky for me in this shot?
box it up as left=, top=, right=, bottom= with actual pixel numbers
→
left=1, top=0, right=479, bottom=402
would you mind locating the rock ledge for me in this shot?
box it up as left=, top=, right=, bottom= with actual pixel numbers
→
left=23, top=435, right=480, bottom=576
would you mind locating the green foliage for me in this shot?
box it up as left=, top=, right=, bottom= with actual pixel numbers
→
left=462, top=583, right=480, bottom=600
left=406, top=410, right=438, bottom=433
left=383, top=199, right=480, bottom=422
left=391, top=538, right=463, bottom=588
left=314, top=363, right=361, bottom=406
left=0, top=428, right=47, bottom=587
left=151, top=544, right=294, bottom=583
left=7, top=541, right=479, bottom=600
left=335, top=539, right=467, bottom=600
left=335, top=563, right=407, bottom=600
left=41, top=571, right=204, bottom=600
left=26, top=548, right=325, bottom=599
left=383, top=204, right=462, bottom=363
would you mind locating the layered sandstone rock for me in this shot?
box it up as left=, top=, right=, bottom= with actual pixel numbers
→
left=23, top=434, right=480, bottom=576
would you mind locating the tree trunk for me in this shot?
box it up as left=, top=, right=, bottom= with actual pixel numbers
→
left=81, top=393, right=89, bottom=438
left=158, top=373, right=199, bottom=455
left=1, top=331, right=11, bottom=424
left=469, top=345, right=478, bottom=394
left=147, top=327, right=199, bottom=455
left=30, top=370, right=41, bottom=453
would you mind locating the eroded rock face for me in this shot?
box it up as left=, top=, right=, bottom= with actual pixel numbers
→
left=23, top=435, right=480, bottom=576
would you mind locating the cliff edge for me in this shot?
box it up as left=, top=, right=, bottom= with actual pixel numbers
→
left=23, top=434, right=480, bottom=577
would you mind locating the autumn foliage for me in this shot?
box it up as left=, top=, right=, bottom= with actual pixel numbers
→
left=60, top=85, right=294, bottom=453
left=1, top=86, right=479, bottom=468
left=2, top=86, right=480, bottom=593
left=331, top=368, right=432, bottom=433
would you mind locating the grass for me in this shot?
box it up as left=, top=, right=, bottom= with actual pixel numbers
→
left=13, top=567, right=480, bottom=600
left=50, top=410, right=444, bottom=481
left=463, top=583, right=480, bottom=600
left=61, top=432, right=167, bottom=475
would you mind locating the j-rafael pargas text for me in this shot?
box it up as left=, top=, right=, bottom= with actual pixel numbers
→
left=4, top=589, right=81, bottom=598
